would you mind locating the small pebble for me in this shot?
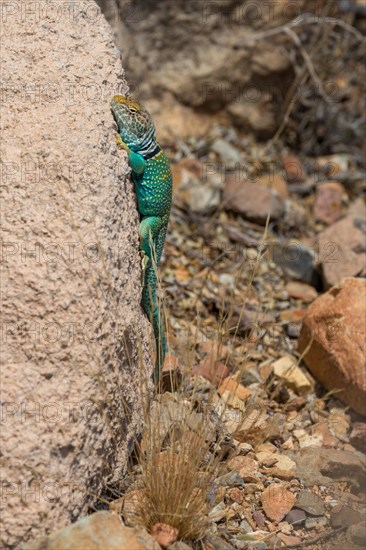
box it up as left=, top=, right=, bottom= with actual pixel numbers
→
left=305, top=516, right=328, bottom=530
left=216, top=471, right=244, bottom=487
left=285, top=508, right=306, bottom=526
left=252, top=510, right=266, bottom=528
left=239, top=520, right=253, bottom=533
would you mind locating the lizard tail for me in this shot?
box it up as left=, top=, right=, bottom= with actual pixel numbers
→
left=154, top=310, right=167, bottom=383
left=142, top=267, right=167, bottom=383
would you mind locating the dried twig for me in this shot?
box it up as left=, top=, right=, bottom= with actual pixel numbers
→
left=286, top=526, right=348, bottom=548
left=259, top=3, right=349, bottom=154
left=237, top=14, right=366, bottom=45
left=283, top=27, right=331, bottom=103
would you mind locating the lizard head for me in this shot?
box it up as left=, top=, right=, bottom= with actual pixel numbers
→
left=111, top=95, right=156, bottom=152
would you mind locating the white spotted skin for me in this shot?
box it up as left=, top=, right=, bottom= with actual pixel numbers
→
left=133, top=150, right=172, bottom=218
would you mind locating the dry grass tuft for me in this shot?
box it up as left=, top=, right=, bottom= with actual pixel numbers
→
left=129, top=390, right=224, bottom=540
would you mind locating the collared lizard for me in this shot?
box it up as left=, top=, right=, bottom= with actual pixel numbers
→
left=111, top=95, right=172, bottom=382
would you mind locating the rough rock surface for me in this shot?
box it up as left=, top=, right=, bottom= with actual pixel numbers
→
left=298, top=278, right=366, bottom=415
left=350, top=423, right=366, bottom=453
left=23, top=511, right=160, bottom=549
left=1, top=1, right=151, bottom=547
left=261, top=484, right=296, bottom=522
left=285, top=447, right=366, bottom=490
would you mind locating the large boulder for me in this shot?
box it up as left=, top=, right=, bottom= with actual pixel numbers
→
left=1, top=1, right=151, bottom=546
left=298, top=278, right=366, bottom=416
left=23, top=512, right=159, bottom=550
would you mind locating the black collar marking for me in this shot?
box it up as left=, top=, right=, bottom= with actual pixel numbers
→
left=143, top=144, right=162, bottom=160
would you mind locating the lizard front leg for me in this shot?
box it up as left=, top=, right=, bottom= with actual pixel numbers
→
left=115, top=132, right=130, bottom=153
left=116, top=133, right=145, bottom=175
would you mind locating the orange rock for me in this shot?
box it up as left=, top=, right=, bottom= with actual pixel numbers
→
left=228, top=455, right=260, bottom=482
left=258, top=363, right=273, bottom=382
left=257, top=451, right=297, bottom=480
left=299, top=277, right=366, bottom=416
left=199, top=340, right=230, bottom=358
left=256, top=451, right=278, bottom=467
left=282, top=153, right=306, bottom=183
left=284, top=397, right=306, bottom=412
left=28, top=511, right=156, bottom=550
left=280, top=309, right=307, bottom=323
left=152, top=351, right=179, bottom=374
left=278, top=533, right=302, bottom=546
left=257, top=172, right=288, bottom=199
left=269, top=457, right=296, bottom=480
left=317, top=216, right=366, bottom=288
left=262, top=484, right=296, bottom=522
left=218, top=377, right=251, bottom=402
left=174, top=267, right=191, bottom=283
left=311, top=422, right=338, bottom=447
left=314, top=181, right=345, bottom=224
left=286, top=281, right=318, bottom=302
left=192, top=354, right=229, bottom=386
left=145, top=94, right=212, bottom=145
left=256, top=442, right=277, bottom=453
left=227, top=487, right=244, bottom=504
left=273, top=356, right=313, bottom=395
left=156, top=352, right=176, bottom=369
left=151, top=523, right=179, bottom=548
left=224, top=176, right=285, bottom=224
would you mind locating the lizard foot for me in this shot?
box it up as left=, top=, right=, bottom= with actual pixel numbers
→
left=115, top=133, right=129, bottom=152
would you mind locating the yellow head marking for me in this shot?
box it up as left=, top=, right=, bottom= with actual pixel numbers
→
left=112, top=95, right=141, bottom=111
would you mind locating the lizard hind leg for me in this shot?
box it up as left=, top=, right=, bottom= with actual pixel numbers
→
left=138, top=215, right=166, bottom=380
left=138, top=216, right=164, bottom=266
